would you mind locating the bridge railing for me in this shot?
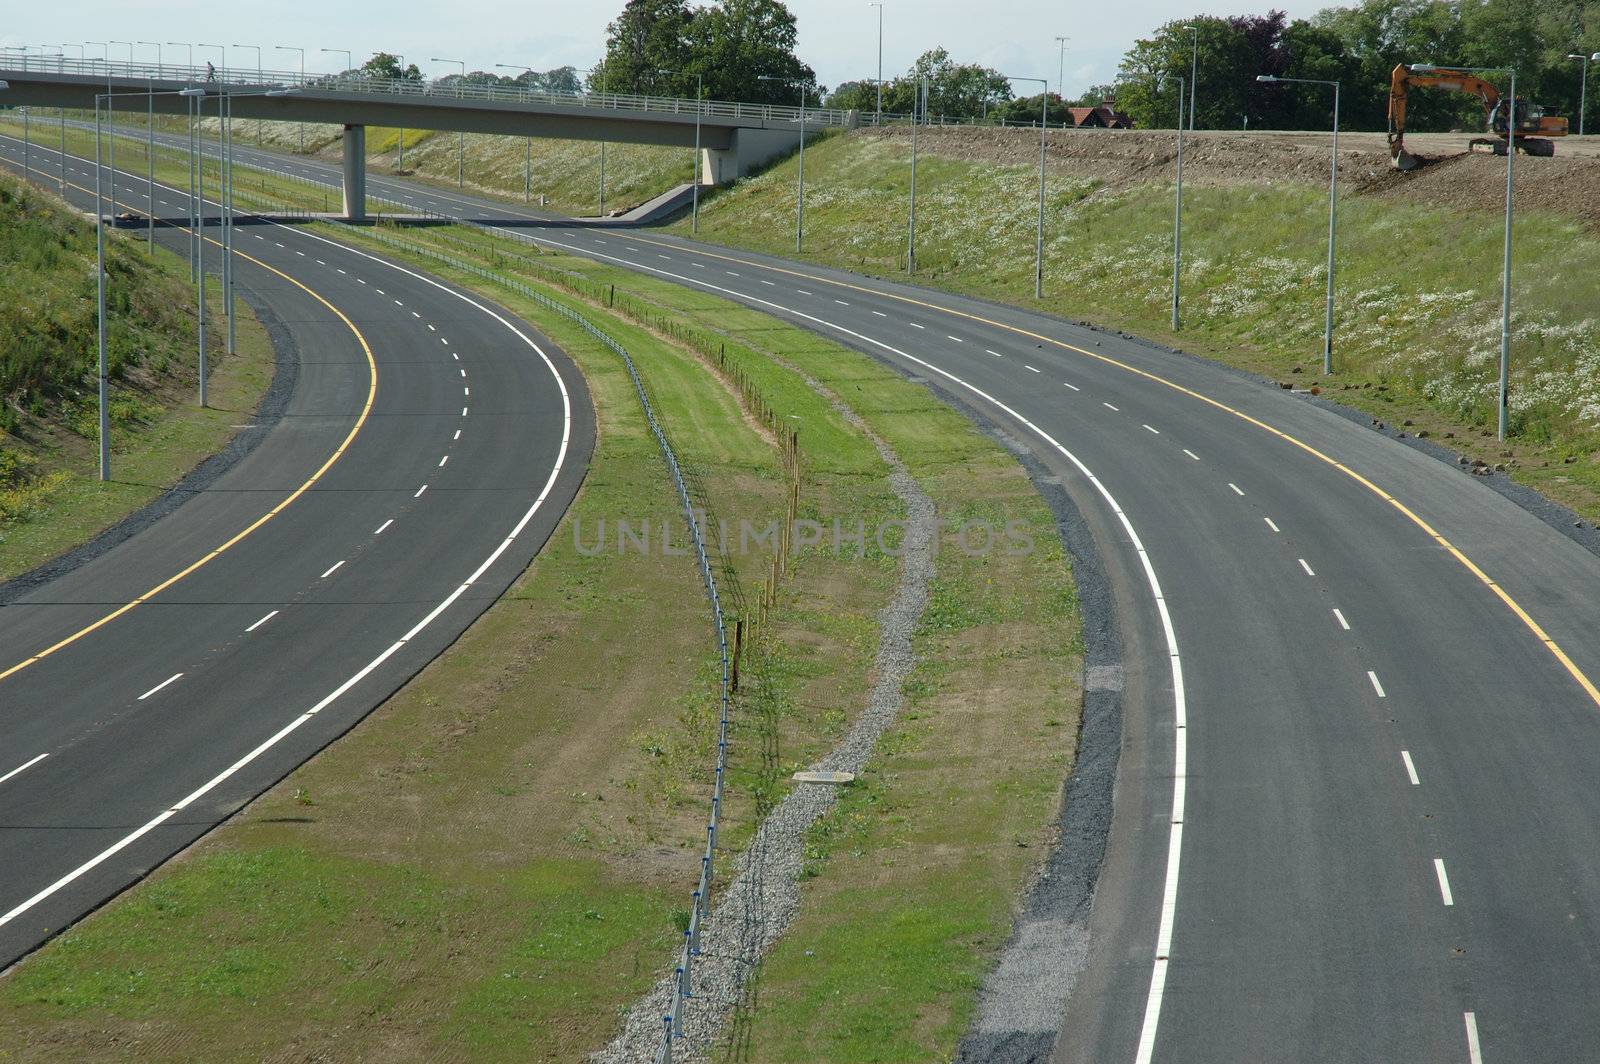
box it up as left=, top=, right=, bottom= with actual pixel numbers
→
left=0, top=53, right=855, bottom=128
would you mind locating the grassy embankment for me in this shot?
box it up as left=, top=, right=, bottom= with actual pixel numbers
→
left=671, top=129, right=1600, bottom=520
left=0, top=171, right=272, bottom=581
left=0, top=213, right=1080, bottom=1062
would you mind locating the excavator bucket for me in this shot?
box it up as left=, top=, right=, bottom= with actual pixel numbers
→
left=1392, top=147, right=1424, bottom=171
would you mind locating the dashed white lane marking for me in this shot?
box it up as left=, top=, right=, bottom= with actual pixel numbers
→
left=692, top=262, right=705, bottom=269
left=1298, top=558, right=1315, bottom=576
left=412, top=311, right=421, bottom=318
left=594, top=238, right=607, bottom=244
left=908, top=321, right=925, bottom=329
left=946, top=334, right=962, bottom=342
left=464, top=386, right=470, bottom=396
left=316, top=259, right=325, bottom=265
left=440, top=337, right=449, bottom=344
left=1182, top=449, right=1200, bottom=461
left=273, top=241, right=285, bottom=248
left=428, top=324, right=437, bottom=331
left=1465, top=1013, right=1483, bottom=1064
left=319, top=560, right=345, bottom=579
left=657, top=254, right=671, bottom=260
left=453, top=429, right=461, bottom=441
left=725, top=270, right=740, bottom=277
left=1025, top=365, right=1041, bottom=373
left=1333, top=608, right=1350, bottom=630
left=872, top=310, right=887, bottom=317
left=452, top=352, right=460, bottom=361
left=459, top=368, right=467, bottom=378
left=376, top=289, right=385, bottom=296
left=337, top=268, right=346, bottom=273
left=1144, top=424, right=1160, bottom=435
left=760, top=279, right=776, bottom=286
left=438, top=455, right=449, bottom=467
left=1368, top=670, right=1387, bottom=698
left=795, top=287, right=810, bottom=294
left=987, top=349, right=1002, bottom=357
left=373, top=519, right=394, bottom=535
left=1401, top=750, right=1420, bottom=786
left=295, top=250, right=305, bottom=257
left=1103, top=402, right=1119, bottom=411
left=1228, top=483, right=1244, bottom=496
left=245, top=610, right=279, bottom=633
left=835, top=299, right=851, bottom=306
left=414, top=484, right=428, bottom=498
left=357, top=278, right=366, bottom=284
left=1264, top=517, right=1280, bottom=532
left=1063, top=382, right=1080, bottom=391
left=0, top=754, right=49, bottom=787
left=1434, top=859, right=1454, bottom=906
left=462, top=406, right=468, bottom=416
left=138, top=673, right=184, bottom=701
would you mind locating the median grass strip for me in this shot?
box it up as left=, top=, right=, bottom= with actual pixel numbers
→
left=673, top=126, right=1600, bottom=521
left=0, top=172, right=272, bottom=582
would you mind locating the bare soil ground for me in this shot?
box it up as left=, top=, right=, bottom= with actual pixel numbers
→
left=863, top=126, right=1600, bottom=228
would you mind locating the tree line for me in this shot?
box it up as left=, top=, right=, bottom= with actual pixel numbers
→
left=1113, top=0, right=1600, bottom=133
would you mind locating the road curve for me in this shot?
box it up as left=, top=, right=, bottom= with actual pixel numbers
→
left=0, top=138, right=593, bottom=971
left=8, top=133, right=1600, bottom=1064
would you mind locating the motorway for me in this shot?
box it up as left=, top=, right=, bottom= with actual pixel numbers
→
left=7, top=131, right=1600, bottom=1062
left=0, top=136, right=592, bottom=973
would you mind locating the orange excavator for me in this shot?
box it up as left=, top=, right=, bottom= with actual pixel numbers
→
left=1388, top=63, right=1568, bottom=170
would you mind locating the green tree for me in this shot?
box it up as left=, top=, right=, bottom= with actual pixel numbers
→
left=593, top=0, right=697, bottom=94
left=688, top=0, right=818, bottom=103
left=361, top=52, right=421, bottom=82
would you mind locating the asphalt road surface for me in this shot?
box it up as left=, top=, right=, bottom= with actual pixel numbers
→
left=0, top=135, right=593, bottom=973
left=6, top=130, right=1600, bottom=1064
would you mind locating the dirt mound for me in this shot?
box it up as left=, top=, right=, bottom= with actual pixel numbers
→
left=860, top=125, right=1600, bottom=229
left=1360, top=150, right=1600, bottom=230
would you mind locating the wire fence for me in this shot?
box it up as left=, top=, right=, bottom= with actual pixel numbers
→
left=341, top=224, right=800, bottom=1063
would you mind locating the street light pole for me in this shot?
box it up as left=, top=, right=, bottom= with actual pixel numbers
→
left=1172, top=75, right=1185, bottom=330
left=321, top=47, right=352, bottom=76
left=1055, top=37, right=1069, bottom=105
left=758, top=74, right=810, bottom=252
left=496, top=63, right=538, bottom=202
left=591, top=64, right=608, bottom=216
left=657, top=67, right=704, bottom=233
left=1258, top=74, right=1340, bottom=374
left=432, top=58, right=467, bottom=187
left=1002, top=75, right=1049, bottom=299
left=1187, top=25, right=1199, bottom=131
left=908, top=75, right=925, bottom=273
left=275, top=46, right=305, bottom=152
left=868, top=2, right=884, bottom=123
left=233, top=44, right=263, bottom=144
left=94, top=94, right=110, bottom=481
left=1569, top=53, right=1590, bottom=137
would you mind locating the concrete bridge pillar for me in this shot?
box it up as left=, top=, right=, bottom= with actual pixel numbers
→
left=341, top=124, right=365, bottom=220
left=702, top=127, right=803, bottom=185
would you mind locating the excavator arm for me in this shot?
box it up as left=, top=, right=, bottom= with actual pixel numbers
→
left=1388, top=63, right=1567, bottom=170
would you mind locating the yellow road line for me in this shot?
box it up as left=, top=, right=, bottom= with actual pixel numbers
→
left=0, top=177, right=378, bottom=684
left=621, top=232, right=1600, bottom=710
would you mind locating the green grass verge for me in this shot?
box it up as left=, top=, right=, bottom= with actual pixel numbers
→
left=671, top=128, right=1600, bottom=520
left=0, top=172, right=273, bottom=581
left=0, top=214, right=1080, bottom=1062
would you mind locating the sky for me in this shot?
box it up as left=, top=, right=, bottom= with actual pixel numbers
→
left=1, top=0, right=1335, bottom=101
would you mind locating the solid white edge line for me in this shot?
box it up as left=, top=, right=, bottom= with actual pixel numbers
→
left=1465, top=1012, right=1483, bottom=1064
left=1434, top=858, right=1454, bottom=906
left=501, top=231, right=1193, bottom=1064
left=0, top=753, right=49, bottom=787
left=245, top=609, right=279, bottom=633
left=0, top=217, right=576, bottom=937
left=1369, top=670, right=1387, bottom=698
left=1401, top=750, right=1420, bottom=786
left=137, top=673, right=184, bottom=701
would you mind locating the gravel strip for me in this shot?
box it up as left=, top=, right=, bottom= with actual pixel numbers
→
left=594, top=364, right=937, bottom=1064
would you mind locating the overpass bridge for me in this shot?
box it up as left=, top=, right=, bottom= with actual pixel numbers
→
left=0, top=56, right=853, bottom=217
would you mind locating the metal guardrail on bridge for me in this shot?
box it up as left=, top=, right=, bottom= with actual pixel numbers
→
left=0, top=53, right=854, bottom=128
